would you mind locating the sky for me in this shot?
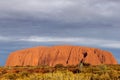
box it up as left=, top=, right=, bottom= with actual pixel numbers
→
left=0, top=0, right=120, bottom=66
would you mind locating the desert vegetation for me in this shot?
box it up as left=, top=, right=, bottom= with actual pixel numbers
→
left=0, top=64, right=120, bottom=80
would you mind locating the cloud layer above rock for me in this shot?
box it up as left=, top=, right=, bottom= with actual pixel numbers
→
left=0, top=0, right=120, bottom=65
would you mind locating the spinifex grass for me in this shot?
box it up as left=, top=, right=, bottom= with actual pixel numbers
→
left=0, top=64, right=120, bottom=80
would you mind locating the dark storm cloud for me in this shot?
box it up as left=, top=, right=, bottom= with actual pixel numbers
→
left=0, top=20, right=120, bottom=40
left=0, top=0, right=120, bottom=22
left=0, top=0, right=120, bottom=34
left=0, top=0, right=120, bottom=65
left=0, top=0, right=120, bottom=30
left=0, top=0, right=120, bottom=46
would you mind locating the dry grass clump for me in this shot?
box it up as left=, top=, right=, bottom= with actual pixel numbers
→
left=0, top=64, right=120, bottom=80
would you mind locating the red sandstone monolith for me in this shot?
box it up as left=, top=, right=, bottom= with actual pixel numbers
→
left=5, top=45, right=118, bottom=66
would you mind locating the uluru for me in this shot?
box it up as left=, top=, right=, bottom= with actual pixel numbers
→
left=5, top=45, right=118, bottom=66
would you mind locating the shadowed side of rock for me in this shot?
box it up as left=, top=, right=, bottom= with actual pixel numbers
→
left=5, top=45, right=118, bottom=66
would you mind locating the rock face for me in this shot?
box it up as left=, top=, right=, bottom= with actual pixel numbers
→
left=5, top=45, right=117, bottom=66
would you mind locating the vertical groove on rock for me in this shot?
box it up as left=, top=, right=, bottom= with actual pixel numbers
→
left=78, top=48, right=81, bottom=64
left=39, top=48, right=45, bottom=65
left=66, top=47, right=73, bottom=64
left=82, top=51, right=88, bottom=63
left=22, top=50, right=29, bottom=66
left=52, top=49, right=59, bottom=66
left=38, top=48, right=41, bottom=65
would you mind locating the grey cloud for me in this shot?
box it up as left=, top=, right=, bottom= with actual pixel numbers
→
left=0, top=0, right=120, bottom=65
left=0, top=1, right=119, bottom=42
left=0, top=0, right=73, bottom=20
left=0, top=0, right=120, bottom=22
left=0, top=21, right=120, bottom=41
left=0, top=36, right=120, bottom=49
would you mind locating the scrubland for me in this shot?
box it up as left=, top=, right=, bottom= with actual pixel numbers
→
left=0, top=64, right=120, bottom=80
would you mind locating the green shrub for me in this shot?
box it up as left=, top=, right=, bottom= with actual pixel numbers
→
left=18, top=71, right=29, bottom=78
left=83, top=63, right=91, bottom=66
left=4, top=73, right=17, bottom=79
left=109, top=70, right=119, bottom=79
left=99, top=73, right=110, bottom=80
left=54, top=64, right=65, bottom=68
left=69, top=68, right=81, bottom=73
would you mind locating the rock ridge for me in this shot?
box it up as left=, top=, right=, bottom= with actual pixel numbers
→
left=5, top=45, right=118, bottom=66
